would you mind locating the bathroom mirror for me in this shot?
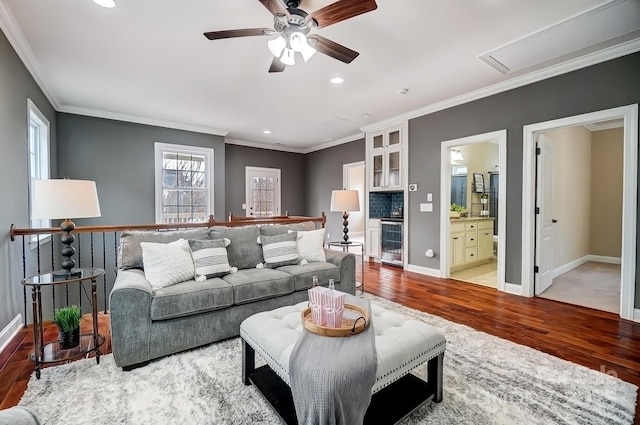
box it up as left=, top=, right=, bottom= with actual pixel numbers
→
left=451, top=172, right=467, bottom=208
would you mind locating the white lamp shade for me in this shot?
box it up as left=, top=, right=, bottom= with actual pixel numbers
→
left=268, top=36, right=286, bottom=57
left=330, top=190, right=360, bottom=212
left=280, top=47, right=296, bottom=66
left=31, top=179, right=102, bottom=220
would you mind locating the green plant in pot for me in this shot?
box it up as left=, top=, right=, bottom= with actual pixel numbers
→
left=450, top=203, right=466, bottom=218
left=53, top=305, right=81, bottom=349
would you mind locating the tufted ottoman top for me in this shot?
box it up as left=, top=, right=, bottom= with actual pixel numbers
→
left=240, top=300, right=446, bottom=394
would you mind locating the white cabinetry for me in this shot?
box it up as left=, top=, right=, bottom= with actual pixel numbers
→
left=450, top=219, right=493, bottom=271
left=367, top=218, right=381, bottom=258
left=368, top=126, right=403, bottom=191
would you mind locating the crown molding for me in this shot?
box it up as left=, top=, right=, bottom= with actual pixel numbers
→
left=0, top=1, right=60, bottom=109
left=303, top=132, right=365, bottom=153
left=58, top=105, right=229, bottom=136
left=361, top=38, right=640, bottom=134
left=225, top=138, right=307, bottom=154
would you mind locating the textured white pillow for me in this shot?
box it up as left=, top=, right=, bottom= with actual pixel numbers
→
left=290, top=228, right=326, bottom=262
left=141, top=239, right=195, bottom=289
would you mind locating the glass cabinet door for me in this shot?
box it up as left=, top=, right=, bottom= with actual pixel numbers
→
left=388, top=129, right=400, bottom=146
left=386, top=148, right=402, bottom=189
left=372, top=153, right=384, bottom=190
left=372, top=134, right=384, bottom=149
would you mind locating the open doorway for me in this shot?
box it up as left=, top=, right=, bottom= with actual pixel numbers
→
left=521, top=104, right=638, bottom=320
left=342, top=161, right=365, bottom=251
left=440, top=130, right=507, bottom=291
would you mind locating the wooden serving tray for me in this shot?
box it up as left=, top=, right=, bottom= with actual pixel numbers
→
left=301, top=303, right=369, bottom=337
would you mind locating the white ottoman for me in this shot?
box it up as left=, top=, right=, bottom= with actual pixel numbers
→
left=240, top=301, right=446, bottom=424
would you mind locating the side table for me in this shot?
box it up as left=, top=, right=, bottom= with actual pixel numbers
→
left=21, top=268, right=105, bottom=379
left=327, top=241, right=365, bottom=293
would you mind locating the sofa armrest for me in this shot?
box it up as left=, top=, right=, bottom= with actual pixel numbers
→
left=324, top=249, right=356, bottom=295
left=109, top=269, right=153, bottom=368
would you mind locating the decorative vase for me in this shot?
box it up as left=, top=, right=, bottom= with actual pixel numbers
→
left=59, top=327, right=80, bottom=349
left=481, top=198, right=488, bottom=204
left=450, top=211, right=460, bottom=218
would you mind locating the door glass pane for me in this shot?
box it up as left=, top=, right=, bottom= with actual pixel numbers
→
left=387, top=151, right=400, bottom=186
left=388, top=130, right=400, bottom=146
left=251, top=176, right=275, bottom=217
left=373, top=134, right=383, bottom=149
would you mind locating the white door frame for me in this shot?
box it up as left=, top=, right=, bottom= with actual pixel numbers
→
left=521, top=104, right=638, bottom=320
left=245, top=166, right=281, bottom=217
left=440, top=129, right=507, bottom=291
left=343, top=161, right=365, bottom=236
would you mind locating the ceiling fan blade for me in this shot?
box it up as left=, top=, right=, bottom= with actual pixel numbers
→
left=308, top=35, right=359, bottom=64
left=203, top=28, right=273, bottom=40
left=268, top=57, right=286, bottom=73
left=307, top=0, right=377, bottom=29
left=258, top=0, right=289, bottom=16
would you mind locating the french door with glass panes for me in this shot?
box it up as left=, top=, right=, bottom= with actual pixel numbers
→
left=245, top=167, right=281, bottom=217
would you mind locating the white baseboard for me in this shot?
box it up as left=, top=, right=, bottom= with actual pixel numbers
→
left=0, top=314, right=23, bottom=355
left=503, top=282, right=524, bottom=296
left=633, top=309, right=640, bottom=323
left=587, top=255, right=621, bottom=264
left=405, top=264, right=442, bottom=278
left=552, top=254, right=622, bottom=279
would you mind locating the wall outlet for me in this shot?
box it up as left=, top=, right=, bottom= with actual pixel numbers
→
left=242, top=203, right=246, bottom=210
left=326, top=233, right=330, bottom=240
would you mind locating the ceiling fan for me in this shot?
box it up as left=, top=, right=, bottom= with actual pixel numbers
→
left=203, top=0, right=377, bottom=73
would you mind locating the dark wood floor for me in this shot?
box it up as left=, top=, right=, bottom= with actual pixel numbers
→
left=1, top=262, right=639, bottom=421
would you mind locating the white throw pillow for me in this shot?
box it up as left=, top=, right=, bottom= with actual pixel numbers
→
left=290, top=228, right=326, bottom=262
left=141, top=239, right=195, bottom=289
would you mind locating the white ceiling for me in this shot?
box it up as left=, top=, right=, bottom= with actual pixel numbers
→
left=2, top=0, right=639, bottom=151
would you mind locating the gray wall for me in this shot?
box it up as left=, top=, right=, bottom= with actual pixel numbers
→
left=407, top=52, right=640, bottom=293
left=225, top=144, right=306, bottom=218
left=0, top=28, right=57, bottom=331
left=305, top=139, right=366, bottom=243
left=56, top=113, right=226, bottom=224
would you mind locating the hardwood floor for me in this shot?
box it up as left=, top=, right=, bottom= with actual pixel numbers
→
left=1, top=262, right=639, bottom=421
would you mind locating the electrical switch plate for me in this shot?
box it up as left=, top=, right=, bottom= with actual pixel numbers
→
left=242, top=203, right=246, bottom=209
left=420, top=203, right=434, bottom=212
left=409, top=183, right=418, bottom=192
left=427, top=193, right=433, bottom=202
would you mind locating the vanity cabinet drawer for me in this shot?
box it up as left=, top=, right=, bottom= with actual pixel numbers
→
left=451, top=222, right=465, bottom=233
left=465, top=231, right=477, bottom=247
left=478, top=220, right=493, bottom=230
left=465, top=222, right=478, bottom=231
left=465, top=247, right=477, bottom=262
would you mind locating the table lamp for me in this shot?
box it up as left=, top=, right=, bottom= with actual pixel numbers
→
left=31, top=179, right=102, bottom=278
left=330, top=189, right=360, bottom=244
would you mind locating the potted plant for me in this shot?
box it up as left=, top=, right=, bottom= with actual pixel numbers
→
left=53, top=305, right=81, bottom=349
left=450, top=203, right=465, bottom=218
left=480, top=193, right=489, bottom=204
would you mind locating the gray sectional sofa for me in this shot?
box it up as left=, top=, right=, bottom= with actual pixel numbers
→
left=109, top=221, right=356, bottom=369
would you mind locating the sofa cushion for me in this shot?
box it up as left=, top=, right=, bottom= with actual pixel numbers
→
left=141, top=239, right=195, bottom=289
left=222, top=268, right=293, bottom=304
left=189, top=238, right=231, bottom=279
left=260, top=232, right=299, bottom=268
left=259, top=221, right=316, bottom=236
left=277, top=262, right=341, bottom=291
left=150, top=277, right=233, bottom=321
left=209, top=226, right=263, bottom=270
left=119, top=228, right=209, bottom=270
left=291, top=228, right=326, bottom=262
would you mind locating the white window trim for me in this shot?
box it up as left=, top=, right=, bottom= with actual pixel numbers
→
left=27, top=99, right=51, bottom=248
left=154, top=142, right=215, bottom=224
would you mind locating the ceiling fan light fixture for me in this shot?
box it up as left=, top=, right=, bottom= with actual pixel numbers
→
left=299, top=42, right=317, bottom=62
left=92, top=0, right=115, bottom=8
left=268, top=36, right=286, bottom=58
left=280, top=48, right=296, bottom=66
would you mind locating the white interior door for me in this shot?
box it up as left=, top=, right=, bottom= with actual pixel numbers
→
left=343, top=161, right=365, bottom=234
left=245, top=167, right=281, bottom=217
left=535, top=134, right=554, bottom=295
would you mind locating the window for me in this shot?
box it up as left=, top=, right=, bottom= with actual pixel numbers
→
left=27, top=99, right=51, bottom=243
left=154, top=143, right=214, bottom=224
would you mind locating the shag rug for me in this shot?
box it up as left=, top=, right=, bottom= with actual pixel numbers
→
left=19, top=296, right=636, bottom=425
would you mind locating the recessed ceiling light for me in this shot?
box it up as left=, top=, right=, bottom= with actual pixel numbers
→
left=263, top=130, right=272, bottom=134
left=93, top=0, right=115, bottom=8
left=330, top=77, right=344, bottom=85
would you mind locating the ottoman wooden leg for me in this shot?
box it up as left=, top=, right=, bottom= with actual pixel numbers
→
left=427, top=352, right=444, bottom=403
left=242, top=339, right=255, bottom=386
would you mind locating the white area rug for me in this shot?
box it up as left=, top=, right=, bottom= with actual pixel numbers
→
left=19, top=296, right=636, bottom=424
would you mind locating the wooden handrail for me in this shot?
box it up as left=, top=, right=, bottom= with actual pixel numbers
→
left=9, top=213, right=327, bottom=241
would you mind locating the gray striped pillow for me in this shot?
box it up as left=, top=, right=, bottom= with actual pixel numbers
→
left=260, top=232, right=299, bottom=268
left=189, top=238, right=231, bottom=279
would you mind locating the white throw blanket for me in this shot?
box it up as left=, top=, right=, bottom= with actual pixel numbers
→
left=289, top=295, right=377, bottom=425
